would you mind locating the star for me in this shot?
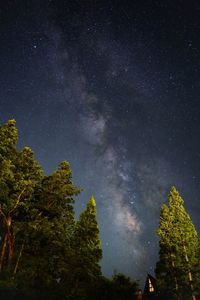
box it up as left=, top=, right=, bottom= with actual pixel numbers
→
left=1, top=0, right=200, bottom=286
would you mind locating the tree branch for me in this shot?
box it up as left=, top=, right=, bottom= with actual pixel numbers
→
left=0, top=204, right=7, bottom=220
left=9, top=187, right=26, bottom=215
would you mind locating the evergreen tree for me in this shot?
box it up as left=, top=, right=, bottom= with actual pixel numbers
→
left=16, top=161, right=81, bottom=298
left=0, top=120, right=43, bottom=277
left=110, top=273, right=138, bottom=300
left=155, top=186, right=200, bottom=300
left=71, top=196, right=102, bottom=299
left=0, top=120, right=105, bottom=300
left=89, top=273, right=139, bottom=300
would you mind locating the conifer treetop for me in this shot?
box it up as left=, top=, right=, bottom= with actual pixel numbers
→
left=89, top=195, right=96, bottom=207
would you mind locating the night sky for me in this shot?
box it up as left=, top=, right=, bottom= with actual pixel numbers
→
left=1, top=0, right=200, bottom=284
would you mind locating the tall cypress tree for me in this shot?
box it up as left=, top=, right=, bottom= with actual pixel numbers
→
left=155, top=186, right=200, bottom=300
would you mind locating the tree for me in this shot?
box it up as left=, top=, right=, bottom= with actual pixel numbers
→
left=89, top=273, right=138, bottom=300
left=16, top=161, right=81, bottom=298
left=155, top=186, right=200, bottom=300
left=0, top=120, right=43, bottom=276
left=71, top=196, right=102, bottom=299
left=0, top=120, right=106, bottom=300
left=110, top=273, right=139, bottom=300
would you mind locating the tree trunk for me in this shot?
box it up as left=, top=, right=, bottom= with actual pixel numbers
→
left=13, top=244, right=24, bottom=277
left=171, top=256, right=180, bottom=300
left=0, top=233, right=8, bottom=271
left=183, top=245, right=196, bottom=300
left=0, top=216, right=15, bottom=272
left=8, top=234, right=14, bottom=265
left=7, top=216, right=14, bottom=265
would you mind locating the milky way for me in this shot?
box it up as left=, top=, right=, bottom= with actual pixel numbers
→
left=0, top=1, right=200, bottom=284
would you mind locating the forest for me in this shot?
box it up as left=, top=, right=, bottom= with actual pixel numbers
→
left=0, top=120, right=200, bottom=300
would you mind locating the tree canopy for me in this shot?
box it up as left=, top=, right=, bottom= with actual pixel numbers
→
left=155, top=186, right=200, bottom=300
left=0, top=120, right=139, bottom=300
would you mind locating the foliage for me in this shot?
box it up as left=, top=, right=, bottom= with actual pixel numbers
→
left=110, top=273, right=139, bottom=300
left=155, top=186, right=200, bottom=300
left=16, top=161, right=81, bottom=297
left=0, top=120, right=139, bottom=300
left=0, top=120, right=43, bottom=276
left=68, top=196, right=102, bottom=299
left=88, top=273, right=138, bottom=300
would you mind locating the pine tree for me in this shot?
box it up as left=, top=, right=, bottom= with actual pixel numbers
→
left=71, top=196, right=102, bottom=298
left=0, top=120, right=43, bottom=276
left=16, top=161, right=81, bottom=297
left=155, top=186, right=200, bottom=300
left=0, top=120, right=105, bottom=299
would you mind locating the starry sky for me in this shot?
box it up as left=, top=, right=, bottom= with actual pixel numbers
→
left=0, top=0, right=200, bottom=285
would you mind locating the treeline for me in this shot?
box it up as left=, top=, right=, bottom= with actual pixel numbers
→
left=0, top=120, right=138, bottom=300
left=1, top=120, right=200, bottom=300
